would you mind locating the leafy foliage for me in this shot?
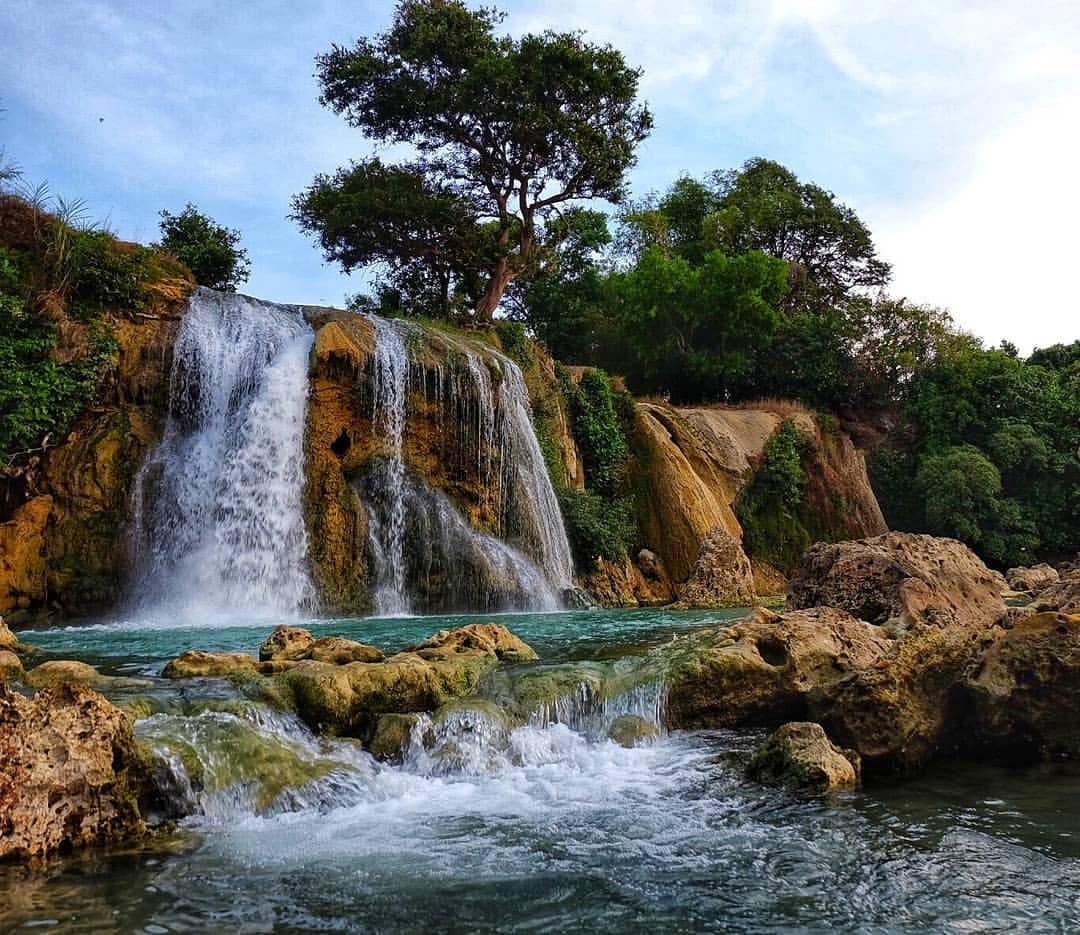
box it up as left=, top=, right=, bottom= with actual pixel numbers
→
left=157, top=204, right=250, bottom=291
left=293, top=0, right=651, bottom=322
left=557, top=488, right=637, bottom=569
left=735, top=420, right=813, bottom=573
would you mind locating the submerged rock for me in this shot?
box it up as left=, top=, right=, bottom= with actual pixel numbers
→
left=607, top=714, right=659, bottom=748
left=747, top=722, right=861, bottom=792
left=0, top=682, right=156, bottom=861
left=369, top=713, right=423, bottom=762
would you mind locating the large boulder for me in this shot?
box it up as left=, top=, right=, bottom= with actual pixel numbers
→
left=308, top=636, right=384, bottom=665
left=0, top=650, right=23, bottom=681
left=0, top=617, right=17, bottom=649
left=747, top=721, right=861, bottom=792
left=666, top=606, right=892, bottom=729
left=0, top=682, right=156, bottom=861
left=277, top=624, right=536, bottom=738
left=1006, top=563, right=1059, bottom=593
left=24, top=660, right=106, bottom=689
left=788, top=532, right=1007, bottom=631
left=963, top=612, right=1080, bottom=760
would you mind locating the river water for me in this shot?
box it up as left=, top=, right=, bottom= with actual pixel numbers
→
left=4, top=608, right=1080, bottom=933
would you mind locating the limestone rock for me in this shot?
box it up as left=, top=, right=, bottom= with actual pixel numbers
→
left=1006, top=563, right=1059, bottom=593
left=964, top=612, right=1080, bottom=759
left=665, top=606, right=892, bottom=731
left=788, top=532, right=1007, bottom=631
left=0, top=682, right=155, bottom=861
left=369, top=713, right=423, bottom=762
left=607, top=714, right=659, bottom=748
left=677, top=526, right=755, bottom=608
left=308, top=636, right=384, bottom=665
left=162, top=651, right=287, bottom=679
left=579, top=557, right=675, bottom=608
left=1031, top=570, right=1080, bottom=615
left=0, top=650, right=23, bottom=681
left=24, top=660, right=105, bottom=689
left=279, top=624, right=536, bottom=738
left=747, top=722, right=861, bottom=792
left=259, top=625, right=316, bottom=662
left=0, top=618, right=16, bottom=648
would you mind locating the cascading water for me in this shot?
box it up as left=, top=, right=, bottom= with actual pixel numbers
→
left=130, top=288, right=315, bottom=620
left=365, top=315, right=414, bottom=615
left=361, top=317, right=574, bottom=614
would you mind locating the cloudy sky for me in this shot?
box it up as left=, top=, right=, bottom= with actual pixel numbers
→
left=2, top=0, right=1078, bottom=351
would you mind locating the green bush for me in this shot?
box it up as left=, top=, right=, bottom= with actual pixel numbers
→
left=557, top=487, right=636, bottom=569
left=157, top=204, right=250, bottom=291
left=495, top=319, right=535, bottom=368
left=735, top=419, right=812, bottom=572
left=566, top=368, right=630, bottom=499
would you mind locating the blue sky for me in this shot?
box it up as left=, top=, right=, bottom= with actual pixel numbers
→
left=2, top=0, right=1078, bottom=351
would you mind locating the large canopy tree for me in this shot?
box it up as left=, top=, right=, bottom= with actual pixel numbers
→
left=293, top=0, right=652, bottom=323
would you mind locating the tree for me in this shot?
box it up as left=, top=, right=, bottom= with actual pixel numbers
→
left=157, top=204, right=250, bottom=292
left=292, top=0, right=652, bottom=323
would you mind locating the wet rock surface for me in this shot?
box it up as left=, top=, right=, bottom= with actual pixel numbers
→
left=747, top=721, right=861, bottom=792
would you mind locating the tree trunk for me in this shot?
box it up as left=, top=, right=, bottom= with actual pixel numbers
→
left=474, top=258, right=515, bottom=324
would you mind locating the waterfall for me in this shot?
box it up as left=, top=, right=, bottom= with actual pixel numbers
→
left=361, top=316, right=574, bottom=613
left=130, top=288, right=315, bottom=620
left=365, top=315, right=414, bottom=615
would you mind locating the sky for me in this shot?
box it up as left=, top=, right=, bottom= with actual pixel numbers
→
left=1, top=0, right=1078, bottom=352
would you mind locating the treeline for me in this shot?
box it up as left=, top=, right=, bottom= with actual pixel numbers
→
left=508, top=159, right=1078, bottom=569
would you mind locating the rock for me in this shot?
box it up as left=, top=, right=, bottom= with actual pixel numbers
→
left=561, top=586, right=600, bottom=610
left=308, top=636, right=384, bottom=665
left=408, top=623, right=538, bottom=664
left=666, top=606, right=892, bottom=730
left=0, top=618, right=16, bottom=648
left=0, top=682, right=156, bottom=861
left=964, top=612, right=1080, bottom=760
left=677, top=526, right=755, bottom=608
left=578, top=558, right=674, bottom=608
left=747, top=722, right=861, bottom=792
left=369, top=713, right=423, bottom=762
left=1006, top=563, right=1059, bottom=593
left=788, top=532, right=1007, bottom=631
left=607, top=714, right=659, bottom=748
left=162, top=651, right=289, bottom=679
left=279, top=625, right=537, bottom=738
left=259, top=625, right=316, bottom=662
left=0, top=650, right=23, bottom=681
left=24, top=660, right=105, bottom=688
left=637, top=549, right=661, bottom=579
left=1031, top=571, right=1080, bottom=615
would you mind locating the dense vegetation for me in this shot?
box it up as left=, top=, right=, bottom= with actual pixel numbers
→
left=0, top=187, right=189, bottom=459
left=292, top=0, right=651, bottom=323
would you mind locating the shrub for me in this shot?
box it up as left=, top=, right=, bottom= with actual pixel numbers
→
left=157, top=204, right=250, bottom=291
left=557, top=488, right=636, bottom=569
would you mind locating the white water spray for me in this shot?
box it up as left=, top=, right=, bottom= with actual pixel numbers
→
left=131, top=288, right=315, bottom=619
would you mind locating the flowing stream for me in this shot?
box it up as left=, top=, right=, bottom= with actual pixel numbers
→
left=8, top=608, right=1080, bottom=934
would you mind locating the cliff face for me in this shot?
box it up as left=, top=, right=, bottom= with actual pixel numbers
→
left=0, top=273, right=193, bottom=621
left=2, top=287, right=887, bottom=619
left=584, top=402, right=887, bottom=608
